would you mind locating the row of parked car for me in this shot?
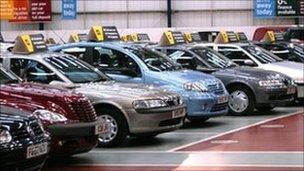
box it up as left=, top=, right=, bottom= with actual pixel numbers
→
left=0, top=26, right=303, bottom=170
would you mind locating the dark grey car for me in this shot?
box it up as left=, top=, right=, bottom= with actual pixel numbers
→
left=154, top=45, right=296, bottom=115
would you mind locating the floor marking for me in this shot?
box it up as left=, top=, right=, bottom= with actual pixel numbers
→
left=260, top=124, right=285, bottom=128
left=210, top=140, right=239, bottom=144
left=168, top=111, right=303, bottom=152
left=89, top=150, right=304, bottom=154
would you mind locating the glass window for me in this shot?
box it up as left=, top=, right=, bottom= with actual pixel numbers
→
left=45, top=55, right=109, bottom=83
left=242, top=45, right=283, bottom=64
left=0, top=68, right=19, bottom=84
left=10, top=58, right=60, bottom=84
left=125, top=47, right=182, bottom=72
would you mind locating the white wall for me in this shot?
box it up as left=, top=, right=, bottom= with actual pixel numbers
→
left=1, top=0, right=301, bottom=31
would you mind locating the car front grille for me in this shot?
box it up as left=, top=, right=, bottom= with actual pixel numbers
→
left=11, top=118, right=45, bottom=141
left=69, top=97, right=97, bottom=122
left=208, top=83, right=225, bottom=95
left=211, top=103, right=228, bottom=112
left=162, top=95, right=182, bottom=107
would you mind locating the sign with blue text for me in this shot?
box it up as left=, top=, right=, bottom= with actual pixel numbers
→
left=254, top=0, right=276, bottom=17
left=62, top=0, right=77, bottom=20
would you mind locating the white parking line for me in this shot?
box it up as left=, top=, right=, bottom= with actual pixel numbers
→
left=168, top=111, right=303, bottom=152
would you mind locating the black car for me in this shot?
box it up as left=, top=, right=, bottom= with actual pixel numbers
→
left=254, top=42, right=304, bottom=63
left=154, top=45, right=296, bottom=115
left=0, top=105, right=49, bottom=170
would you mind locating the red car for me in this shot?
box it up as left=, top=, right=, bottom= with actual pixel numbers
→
left=0, top=66, right=104, bottom=156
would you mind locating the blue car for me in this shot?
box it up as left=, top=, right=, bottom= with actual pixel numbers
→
left=50, top=42, right=229, bottom=122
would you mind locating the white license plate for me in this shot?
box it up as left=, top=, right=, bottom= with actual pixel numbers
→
left=297, top=86, right=304, bottom=98
left=218, top=95, right=228, bottom=104
left=95, top=122, right=106, bottom=135
left=172, top=109, right=185, bottom=118
left=287, top=87, right=296, bottom=95
left=26, top=142, right=48, bottom=159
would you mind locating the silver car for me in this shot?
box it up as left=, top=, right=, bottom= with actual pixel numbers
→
left=0, top=52, right=186, bottom=147
left=198, top=43, right=304, bottom=99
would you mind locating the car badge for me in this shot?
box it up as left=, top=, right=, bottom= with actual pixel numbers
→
left=26, top=125, right=35, bottom=137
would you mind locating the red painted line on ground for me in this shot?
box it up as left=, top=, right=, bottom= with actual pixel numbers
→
left=45, top=165, right=303, bottom=171
left=177, top=113, right=304, bottom=152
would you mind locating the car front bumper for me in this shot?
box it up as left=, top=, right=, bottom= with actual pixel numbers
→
left=126, top=104, right=186, bottom=134
left=182, top=92, right=229, bottom=118
left=255, top=86, right=296, bottom=106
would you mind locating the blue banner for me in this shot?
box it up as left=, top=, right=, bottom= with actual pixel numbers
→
left=254, top=0, right=276, bottom=18
left=62, top=0, right=77, bottom=20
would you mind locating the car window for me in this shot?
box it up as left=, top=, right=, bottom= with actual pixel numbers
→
left=242, top=45, right=283, bottom=64
left=45, top=55, right=109, bottom=83
left=0, top=68, right=19, bottom=84
left=10, top=58, right=61, bottom=84
left=85, top=47, right=142, bottom=77
left=217, top=47, right=258, bottom=66
left=125, top=47, right=182, bottom=72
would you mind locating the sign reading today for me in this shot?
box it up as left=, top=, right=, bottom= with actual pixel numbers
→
left=62, top=0, right=77, bottom=20
left=254, top=0, right=304, bottom=17
left=254, top=0, right=276, bottom=17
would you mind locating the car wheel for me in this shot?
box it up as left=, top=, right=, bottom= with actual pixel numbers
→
left=256, top=106, right=274, bottom=112
left=96, top=108, right=128, bottom=147
left=228, top=86, right=255, bottom=116
left=188, top=117, right=210, bottom=123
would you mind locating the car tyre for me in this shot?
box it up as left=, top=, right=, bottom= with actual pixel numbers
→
left=228, top=86, right=255, bottom=116
left=96, top=108, right=128, bottom=147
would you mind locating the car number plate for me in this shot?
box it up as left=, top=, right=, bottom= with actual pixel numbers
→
left=218, top=95, right=228, bottom=104
left=95, top=122, right=106, bottom=135
left=172, top=108, right=185, bottom=118
left=287, top=87, right=296, bottom=95
left=26, top=142, right=48, bottom=159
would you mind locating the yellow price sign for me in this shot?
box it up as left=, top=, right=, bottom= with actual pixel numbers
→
left=71, top=34, right=80, bottom=42
left=20, top=35, right=34, bottom=53
left=131, top=33, right=139, bottom=42
left=92, top=26, right=104, bottom=41
left=266, top=31, right=276, bottom=42
left=220, top=31, right=229, bottom=43
left=165, top=31, right=175, bottom=45
left=184, top=33, right=192, bottom=43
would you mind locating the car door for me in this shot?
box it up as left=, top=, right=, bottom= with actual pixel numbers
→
left=83, top=47, right=144, bottom=84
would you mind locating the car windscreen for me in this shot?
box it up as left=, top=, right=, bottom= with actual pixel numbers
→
left=242, top=45, right=283, bottom=64
left=0, top=68, right=19, bottom=84
left=45, top=55, right=109, bottom=83
left=125, top=47, right=182, bottom=72
left=191, top=47, right=238, bottom=69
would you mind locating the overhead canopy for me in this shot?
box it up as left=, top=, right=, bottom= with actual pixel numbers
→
left=87, top=26, right=120, bottom=42
left=214, top=31, right=239, bottom=44
left=12, top=34, right=47, bottom=54
left=159, top=31, right=186, bottom=46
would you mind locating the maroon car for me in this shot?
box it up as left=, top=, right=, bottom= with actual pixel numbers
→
left=0, top=66, right=104, bottom=156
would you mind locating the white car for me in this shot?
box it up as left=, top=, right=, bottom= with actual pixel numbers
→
left=197, top=43, right=304, bottom=99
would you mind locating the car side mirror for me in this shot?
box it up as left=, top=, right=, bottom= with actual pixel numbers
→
left=244, top=59, right=255, bottom=66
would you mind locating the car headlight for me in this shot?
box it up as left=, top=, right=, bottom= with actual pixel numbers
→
left=258, top=80, right=284, bottom=88
left=34, top=110, right=67, bottom=123
left=0, top=130, right=12, bottom=144
left=133, top=99, right=168, bottom=109
left=183, top=82, right=208, bottom=92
